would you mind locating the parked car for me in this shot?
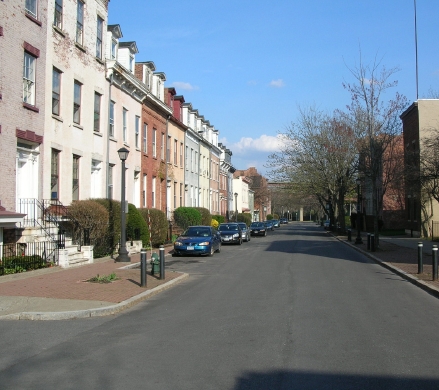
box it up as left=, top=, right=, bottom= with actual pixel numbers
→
left=173, top=226, right=221, bottom=256
left=272, top=219, right=280, bottom=228
left=280, top=218, right=288, bottom=224
left=250, top=222, right=267, bottom=236
left=218, top=223, right=243, bottom=245
left=264, top=220, right=274, bottom=231
left=237, top=222, right=251, bottom=242
left=323, top=220, right=330, bottom=228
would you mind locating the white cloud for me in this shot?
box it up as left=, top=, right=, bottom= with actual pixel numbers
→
left=269, top=79, right=285, bottom=88
left=231, top=134, right=285, bottom=154
left=171, top=81, right=198, bottom=91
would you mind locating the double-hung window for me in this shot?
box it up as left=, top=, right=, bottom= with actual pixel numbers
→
left=51, top=149, right=60, bottom=200
left=25, top=0, right=37, bottom=18
left=174, top=139, right=178, bottom=165
left=73, top=80, right=81, bottom=124
left=152, top=129, right=157, bottom=158
left=23, top=52, right=36, bottom=105
left=76, top=0, right=84, bottom=45
left=54, top=0, right=63, bottom=29
left=96, top=16, right=103, bottom=59
left=143, top=123, right=147, bottom=153
left=161, top=133, right=165, bottom=160
left=94, top=92, right=101, bottom=132
left=122, top=108, right=128, bottom=143
left=109, top=101, right=115, bottom=137
left=135, top=116, right=140, bottom=148
left=52, top=68, right=61, bottom=115
left=72, top=155, right=80, bottom=201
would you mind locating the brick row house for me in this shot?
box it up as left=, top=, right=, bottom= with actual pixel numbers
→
left=0, top=1, right=236, bottom=258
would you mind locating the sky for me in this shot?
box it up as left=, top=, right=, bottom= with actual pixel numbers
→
left=108, top=0, right=439, bottom=176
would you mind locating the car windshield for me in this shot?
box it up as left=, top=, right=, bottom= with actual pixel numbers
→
left=251, top=222, right=264, bottom=227
left=219, top=224, right=239, bottom=232
left=238, top=223, right=247, bottom=230
left=182, top=227, right=211, bottom=237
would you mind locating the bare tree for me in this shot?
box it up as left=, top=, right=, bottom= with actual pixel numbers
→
left=341, top=56, right=408, bottom=246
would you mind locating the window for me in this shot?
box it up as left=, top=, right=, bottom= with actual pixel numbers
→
left=54, top=0, right=63, bottom=29
left=190, top=149, right=194, bottom=172
left=52, top=68, right=61, bottom=115
left=143, top=174, right=147, bottom=207
left=73, top=80, right=81, bottom=124
left=122, top=108, right=127, bottom=142
left=185, top=146, right=188, bottom=170
left=152, top=129, right=157, bottom=157
left=167, top=136, right=171, bottom=163
left=94, top=92, right=101, bottom=132
left=109, top=101, right=115, bottom=137
left=180, top=183, right=183, bottom=206
left=161, top=133, right=165, bottom=160
left=72, top=155, right=80, bottom=200
left=174, top=139, right=178, bottom=165
left=96, top=16, right=103, bottom=59
left=135, top=116, right=140, bottom=148
left=111, top=39, right=117, bottom=60
left=174, top=182, right=177, bottom=208
left=143, top=123, right=147, bottom=153
left=25, top=0, right=37, bottom=18
left=23, top=52, right=36, bottom=105
left=76, top=0, right=84, bottom=45
left=108, top=164, right=114, bottom=199
left=152, top=177, right=156, bottom=208
left=180, top=143, right=183, bottom=167
left=51, top=149, right=59, bottom=200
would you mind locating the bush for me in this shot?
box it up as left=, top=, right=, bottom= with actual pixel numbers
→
left=212, top=215, right=225, bottom=224
left=69, top=200, right=111, bottom=258
left=237, top=213, right=252, bottom=226
left=92, top=198, right=122, bottom=257
left=127, top=203, right=149, bottom=247
left=195, top=207, right=212, bottom=226
left=273, top=213, right=279, bottom=219
left=211, top=219, right=219, bottom=228
left=266, top=214, right=274, bottom=220
left=139, top=208, right=168, bottom=246
left=174, top=207, right=202, bottom=229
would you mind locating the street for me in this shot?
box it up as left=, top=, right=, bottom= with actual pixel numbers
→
left=1, top=223, right=439, bottom=389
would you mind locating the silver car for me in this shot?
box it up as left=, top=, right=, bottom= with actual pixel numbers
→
left=237, top=222, right=251, bottom=242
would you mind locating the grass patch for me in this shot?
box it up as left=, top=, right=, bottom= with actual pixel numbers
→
left=86, top=273, right=119, bottom=283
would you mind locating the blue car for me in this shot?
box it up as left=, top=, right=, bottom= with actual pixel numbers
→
left=250, top=222, right=267, bottom=237
left=173, top=226, right=221, bottom=257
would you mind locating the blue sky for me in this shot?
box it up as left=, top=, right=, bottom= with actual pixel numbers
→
left=108, top=0, right=439, bottom=176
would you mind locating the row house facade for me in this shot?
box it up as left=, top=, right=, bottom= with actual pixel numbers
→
left=1, top=1, right=235, bottom=250
left=218, top=144, right=235, bottom=219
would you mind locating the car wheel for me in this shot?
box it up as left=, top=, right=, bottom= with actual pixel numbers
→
left=209, top=245, right=215, bottom=257
left=238, top=238, right=242, bottom=245
left=216, top=242, right=221, bottom=253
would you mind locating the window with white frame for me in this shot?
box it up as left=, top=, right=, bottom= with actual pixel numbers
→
left=76, top=0, right=84, bottom=45
left=52, top=67, right=61, bottom=115
left=180, top=183, right=183, bottom=206
left=122, top=108, right=127, bottom=142
left=161, top=133, right=165, bottom=160
left=73, top=80, right=81, bottom=124
left=174, top=139, right=178, bottom=165
left=190, top=149, right=193, bottom=172
left=135, top=116, right=140, bottom=148
left=25, top=0, right=37, bottom=18
left=54, top=0, right=63, bottom=29
left=152, top=177, right=156, bottom=208
left=174, top=182, right=177, bottom=208
left=167, top=136, right=171, bottom=163
left=96, top=16, right=103, bottom=59
left=180, top=143, right=183, bottom=167
left=143, top=123, right=147, bottom=153
left=72, top=155, right=80, bottom=201
left=109, top=101, right=115, bottom=137
left=152, top=129, right=157, bottom=157
left=94, top=92, right=101, bottom=132
left=143, top=174, right=147, bottom=207
left=51, top=149, right=60, bottom=200
left=108, top=164, right=114, bottom=199
left=23, top=52, right=36, bottom=105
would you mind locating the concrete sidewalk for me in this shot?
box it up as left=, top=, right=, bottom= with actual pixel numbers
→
left=0, top=247, right=188, bottom=320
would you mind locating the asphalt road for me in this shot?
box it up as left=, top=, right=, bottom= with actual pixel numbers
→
left=1, top=223, right=439, bottom=389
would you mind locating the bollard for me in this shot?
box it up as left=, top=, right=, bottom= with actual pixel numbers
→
left=433, top=245, right=438, bottom=281
left=370, top=234, right=375, bottom=252
left=159, top=245, right=165, bottom=280
left=367, top=233, right=371, bottom=250
left=347, top=229, right=351, bottom=241
left=140, top=248, right=147, bottom=287
left=418, top=242, right=423, bottom=274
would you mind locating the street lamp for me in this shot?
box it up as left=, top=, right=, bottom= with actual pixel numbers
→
left=234, top=192, right=238, bottom=222
left=116, top=147, right=130, bottom=262
left=355, top=178, right=363, bottom=244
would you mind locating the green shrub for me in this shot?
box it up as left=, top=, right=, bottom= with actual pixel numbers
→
left=127, top=203, right=150, bottom=247
left=273, top=213, right=279, bottom=219
left=174, top=207, right=202, bottom=229
left=266, top=214, right=274, bottom=220
left=195, top=207, right=212, bottom=226
left=212, top=215, right=225, bottom=224
left=92, top=198, right=122, bottom=257
left=237, top=213, right=252, bottom=226
left=139, top=208, right=168, bottom=246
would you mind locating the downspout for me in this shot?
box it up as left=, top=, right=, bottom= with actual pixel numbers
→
left=106, top=71, right=113, bottom=199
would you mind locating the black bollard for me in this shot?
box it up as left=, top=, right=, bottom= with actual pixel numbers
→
left=433, top=245, right=438, bottom=281
left=159, top=245, right=165, bottom=280
left=347, top=229, right=351, bottom=241
left=371, top=234, right=375, bottom=252
left=367, top=234, right=371, bottom=250
left=140, top=248, right=147, bottom=287
left=418, top=242, right=423, bottom=274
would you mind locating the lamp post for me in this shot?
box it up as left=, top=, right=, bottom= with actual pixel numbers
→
left=234, top=192, right=238, bottom=222
left=355, top=178, right=363, bottom=244
left=116, top=147, right=130, bottom=262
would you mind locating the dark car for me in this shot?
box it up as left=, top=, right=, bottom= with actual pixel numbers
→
left=250, top=222, right=267, bottom=236
left=264, top=220, right=274, bottom=231
left=280, top=218, right=288, bottom=224
left=218, top=223, right=242, bottom=245
left=272, top=219, right=280, bottom=228
left=173, top=226, right=221, bottom=256
left=237, top=222, right=251, bottom=242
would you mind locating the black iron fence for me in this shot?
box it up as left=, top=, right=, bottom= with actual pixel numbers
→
left=0, top=241, right=58, bottom=276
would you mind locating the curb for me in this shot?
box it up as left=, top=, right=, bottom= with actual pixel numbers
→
left=332, top=233, right=439, bottom=299
left=0, top=273, right=189, bottom=321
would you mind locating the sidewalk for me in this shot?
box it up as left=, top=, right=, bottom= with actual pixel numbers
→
left=0, top=246, right=188, bottom=320
left=332, top=230, right=439, bottom=298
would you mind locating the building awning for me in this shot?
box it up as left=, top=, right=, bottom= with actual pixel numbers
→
left=0, top=208, right=25, bottom=228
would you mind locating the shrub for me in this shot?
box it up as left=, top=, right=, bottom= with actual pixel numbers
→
left=195, top=207, right=212, bottom=226
left=174, top=207, right=202, bottom=229
left=139, top=208, right=168, bottom=246
left=211, top=219, right=219, bottom=228
left=92, top=198, right=122, bottom=257
left=68, top=200, right=111, bottom=257
left=212, top=215, right=225, bottom=224
left=273, top=213, right=279, bottom=219
left=127, top=203, right=150, bottom=247
left=266, top=214, right=274, bottom=220
left=237, top=213, right=252, bottom=226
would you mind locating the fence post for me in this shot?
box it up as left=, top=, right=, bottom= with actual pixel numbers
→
left=140, top=248, right=147, bottom=287
left=159, top=245, right=165, bottom=280
left=347, top=229, right=351, bottom=241
left=433, top=245, right=438, bottom=281
left=418, top=242, right=423, bottom=274
left=370, top=234, right=375, bottom=252
left=367, top=233, right=371, bottom=250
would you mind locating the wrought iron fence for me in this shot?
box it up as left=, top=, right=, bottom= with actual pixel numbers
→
left=0, top=241, right=58, bottom=276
